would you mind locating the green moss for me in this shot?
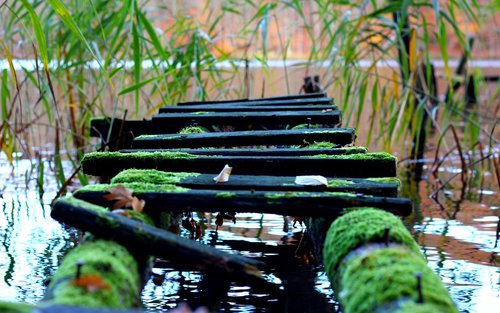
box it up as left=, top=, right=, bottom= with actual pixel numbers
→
left=309, top=152, right=396, bottom=162
left=338, top=247, right=458, bottom=313
left=216, top=192, right=237, bottom=198
left=306, top=129, right=350, bottom=134
left=291, top=123, right=323, bottom=130
left=111, top=169, right=200, bottom=185
left=44, top=240, right=141, bottom=308
left=76, top=183, right=190, bottom=194
left=304, top=141, right=337, bottom=149
left=56, top=196, right=155, bottom=226
left=193, top=111, right=209, bottom=115
left=61, top=196, right=110, bottom=214
left=178, top=126, right=208, bottom=134
left=323, top=208, right=422, bottom=283
left=366, top=177, right=401, bottom=186
left=327, top=179, right=355, bottom=188
left=0, top=302, right=33, bottom=313
left=82, top=151, right=197, bottom=166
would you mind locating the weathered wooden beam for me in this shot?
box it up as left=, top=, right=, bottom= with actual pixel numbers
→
left=121, top=147, right=371, bottom=156
left=175, top=94, right=329, bottom=106
left=72, top=186, right=412, bottom=217
left=131, top=128, right=355, bottom=149
left=150, top=110, right=341, bottom=132
left=51, top=198, right=267, bottom=284
left=110, top=169, right=400, bottom=197
left=159, top=104, right=337, bottom=113
left=81, top=151, right=397, bottom=178
left=322, top=208, right=458, bottom=313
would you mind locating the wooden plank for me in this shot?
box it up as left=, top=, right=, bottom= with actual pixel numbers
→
left=51, top=198, right=267, bottom=283
left=81, top=152, right=396, bottom=177
left=131, top=128, right=355, bottom=149
left=121, top=147, right=370, bottom=156
left=176, top=93, right=328, bottom=105
left=110, top=171, right=400, bottom=197
left=159, top=104, right=337, bottom=113
left=72, top=187, right=412, bottom=217
left=150, top=110, right=342, bottom=132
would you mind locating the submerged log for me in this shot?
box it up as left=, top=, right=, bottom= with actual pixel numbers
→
left=322, top=208, right=458, bottom=313
left=131, top=128, right=355, bottom=149
left=51, top=197, right=267, bottom=284
left=72, top=184, right=412, bottom=217
left=110, top=169, right=400, bottom=197
left=150, top=110, right=342, bottom=132
left=81, top=151, right=396, bottom=178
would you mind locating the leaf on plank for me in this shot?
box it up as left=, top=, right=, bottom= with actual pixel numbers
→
left=213, top=164, right=233, bottom=183
left=104, top=184, right=145, bottom=213
left=70, top=274, right=110, bottom=292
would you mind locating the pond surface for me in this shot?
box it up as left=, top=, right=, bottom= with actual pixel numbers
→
left=0, top=150, right=498, bottom=312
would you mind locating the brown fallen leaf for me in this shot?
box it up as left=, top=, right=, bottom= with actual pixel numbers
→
left=213, top=164, right=232, bottom=183
left=103, top=185, right=145, bottom=213
left=70, top=274, right=110, bottom=292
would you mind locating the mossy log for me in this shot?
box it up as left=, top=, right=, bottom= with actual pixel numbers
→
left=42, top=239, right=143, bottom=308
left=150, top=110, right=341, bottom=132
left=0, top=302, right=33, bottom=313
left=322, top=208, right=458, bottom=313
left=51, top=198, right=267, bottom=284
left=72, top=184, right=412, bottom=217
left=81, top=151, right=396, bottom=178
left=159, top=104, right=338, bottom=113
left=110, top=169, right=400, bottom=197
left=132, top=128, right=354, bottom=149
left=174, top=94, right=330, bottom=106
left=121, top=147, right=372, bottom=156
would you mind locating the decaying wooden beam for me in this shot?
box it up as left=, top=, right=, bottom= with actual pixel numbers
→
left=131, top=128, right=355, bottom=149
left=109, top=169, right=400, bottom=197
left=150, top=110, right=341, bottom=132
left=72, top=186, right=412, bottom=217
left=81, top=151, right=397, bottom=178
left=51, top=198, right=267, bottom=284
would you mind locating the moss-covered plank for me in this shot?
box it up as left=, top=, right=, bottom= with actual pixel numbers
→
left=159, top=104, right=338, bottom=113
left=133, top=128, right=353, bottom=149
left=50, top=198, right=266, bottom=284
left=322, top=208, right=458, bottom=313
left=110, top=169, right=400, bottom=197
left=120, top=146, right=371, bottom=156
left=150, top=110, right=342, bottom=132
left=72, top=186, right=412, bottom=217
left=0, top=302, right=33, bottom=313
left=174, top=94, right=330, bottom=106
left=81, top=151, right=395, bottom=178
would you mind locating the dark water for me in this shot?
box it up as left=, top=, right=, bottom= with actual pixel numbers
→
left=0, top=153, right=499, bottom=312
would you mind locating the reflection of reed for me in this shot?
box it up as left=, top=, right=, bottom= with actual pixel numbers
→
left=418, top=233, right=498, bottom=267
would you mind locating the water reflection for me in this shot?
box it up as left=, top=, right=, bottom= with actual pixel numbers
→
left=1, top=154, right=500, bottom=312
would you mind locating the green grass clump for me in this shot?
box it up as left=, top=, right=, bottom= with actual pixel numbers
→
left=338, top=247, right=458, bottom=313
left=323, top=207, right=421, bottom=282
left=44, top=240, right=140, bottom=308
left=178, top=126, right=208, bottom=134
left=112, top=169, right=199, bottom=185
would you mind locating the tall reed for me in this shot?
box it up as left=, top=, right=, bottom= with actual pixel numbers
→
left=0, top=0, right=496, bottom=188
